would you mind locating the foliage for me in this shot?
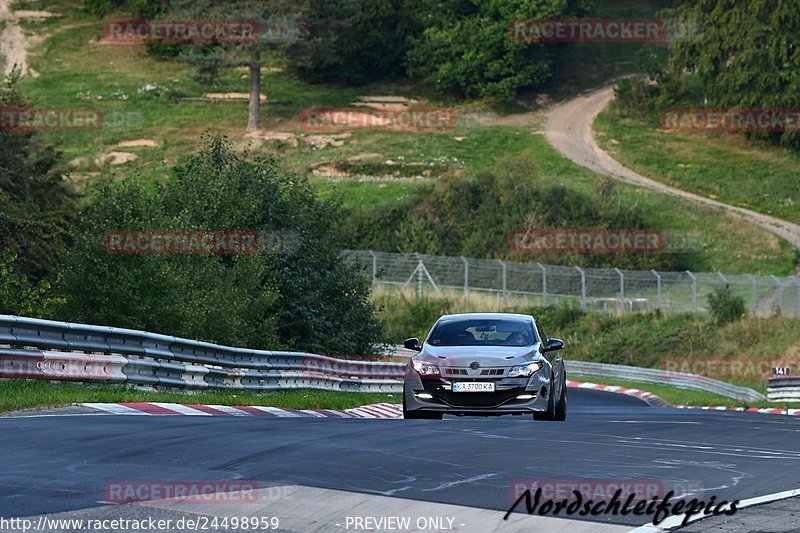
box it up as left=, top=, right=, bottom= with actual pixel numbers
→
left=83, top=0, right=166, bottom=17
left=0, top=253, right=64, bottom=317
left=60, top=136, right=383, bottom=356
left=341, top=154, right=688, bottom=270
left=0, top=68, right=75, bottom=282
left=287, top=0, right=420, bottom=85
left=707, top=285, right=746, bottom=325
left=407, top=0, right=590, bottom=99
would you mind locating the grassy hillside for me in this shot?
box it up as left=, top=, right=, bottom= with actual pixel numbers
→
left=9, top=0, right=796, bottom=275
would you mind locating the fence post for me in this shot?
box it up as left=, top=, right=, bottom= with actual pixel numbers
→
left=651, top=269, right=661, bottom=310
left=717, top=271, right=727, bottom=285
left=746, top=274, right=757, bottom=314
left=794, top=278, right=800, bottom=318
left=368, top=250, right=377, bottom=286
left=613, top=268, right=625, bottom=311
left=498, top=259, right=507, bottom=304
left=460, top=256, right=469, bottom=300
left=535, top=263, right=547, bottom=306
left=575, top=266, right=586, bottom=310
left=770, top=275, right=783, bottom=314
left=686, top=270, right=697, bottom=314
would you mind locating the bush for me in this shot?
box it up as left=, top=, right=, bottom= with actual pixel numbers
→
left=60, top=135, right=383, bottom=356
left=708, top=285, right=746, bottom=325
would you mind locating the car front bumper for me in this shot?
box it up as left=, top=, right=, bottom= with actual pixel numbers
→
left=403, top=368, right=551, bottom=415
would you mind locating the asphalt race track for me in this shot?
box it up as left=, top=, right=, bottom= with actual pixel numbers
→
left=2, top=388, right=800, bottom=532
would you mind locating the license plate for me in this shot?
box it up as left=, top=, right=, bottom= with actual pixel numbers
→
left=452, top=382, right=495, bottom=392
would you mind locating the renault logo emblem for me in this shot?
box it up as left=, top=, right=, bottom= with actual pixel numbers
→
left=469, top=361, right=480, bottom=370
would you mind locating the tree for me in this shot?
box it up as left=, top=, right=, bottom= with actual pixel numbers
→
left=61, top=135, right=383, bottom=355
left=407, top=0, right=591, bottom=99
left=0, top=67, right=75, bottom=282
left=153, top=0, right=305, bottom=131
left=665, top=0, right=800, bottom=147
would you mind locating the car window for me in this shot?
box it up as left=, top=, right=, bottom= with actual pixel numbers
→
left=428, top=318, right=537, bottom=347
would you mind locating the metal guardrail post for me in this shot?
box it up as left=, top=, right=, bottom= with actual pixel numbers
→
left=535, top=263, right=547, bottom=306
left=746, top=274, right=757, bottom=314
left=770, top=275, right=783, bottom=313
left=794, top=278, right=800, bottom=318
left=614, top=268, right=624, bottom=311
left=368, top=250, right=377, bottom=285
left=575, top=266, right=586, bottom=310
left=650, top=269, right=662, bottom=310
left=460, top=256, right=469, bottom=299
left=686, top=270, right=697, bottom=314
left=498, top=259, right=507, bottom=304
left=717, top=271, right=727, bottom=285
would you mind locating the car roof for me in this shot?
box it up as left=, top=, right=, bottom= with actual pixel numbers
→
left=437, top=312, right=533, bottom=322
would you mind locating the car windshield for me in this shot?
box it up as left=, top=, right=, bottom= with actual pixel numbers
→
left=427, top=318, right=537, bottom=347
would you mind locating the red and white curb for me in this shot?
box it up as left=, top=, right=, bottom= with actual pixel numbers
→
left=675, top=405, right=800, bottom=416
left=80, top=381, right=672, bottom=418
left=566, top=380, right=670, bottom=407
left=80, top=402, right=404, bottom=419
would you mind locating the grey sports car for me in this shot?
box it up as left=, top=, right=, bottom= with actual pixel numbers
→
left=402, top=312, right=566, bottom=421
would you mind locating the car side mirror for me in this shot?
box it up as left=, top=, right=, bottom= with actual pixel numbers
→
left=543, top=338, right=564, bottom=352
left=403, top=338, right=422, bottom=351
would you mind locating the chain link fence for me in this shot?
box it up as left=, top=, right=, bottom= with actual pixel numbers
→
left=345, top=250, right=800, bottom=318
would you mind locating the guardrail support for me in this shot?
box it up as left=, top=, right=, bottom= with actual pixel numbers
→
left=650, top=269, right=662, bottom=310
left=575, top=266, right=586, bottom=310
left=686, top=270, right=697, bottom=314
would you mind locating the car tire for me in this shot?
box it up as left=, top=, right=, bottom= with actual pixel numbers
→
left=533, top=380, right=556, bottom=421
left=554, top=382, right=567, bottom=421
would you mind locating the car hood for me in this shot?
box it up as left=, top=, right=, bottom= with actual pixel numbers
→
left=416, top=344, right=542, bottom=367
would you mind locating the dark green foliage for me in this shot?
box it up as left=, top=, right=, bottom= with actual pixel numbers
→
left=0, top=253, right=64, bottom=317
left=708, top=285, right=746, bottom=325
left=0, top=68, right=75, bottom=283
left=341, top=155, right=688, bottom=270
left=60, top=136, right=383, bottom=356
left=407, top=0, right=590, bottom=99
left=83, top=0, right=166, bottom=17
left=287, top=0, right=419, bottom=85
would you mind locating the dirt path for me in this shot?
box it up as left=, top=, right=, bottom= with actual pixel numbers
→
left=0, top=0, right=53, bottom=76
left=544, top=83, right=800, bottom=251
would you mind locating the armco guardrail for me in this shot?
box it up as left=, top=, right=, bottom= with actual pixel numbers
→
left=567, top=361, right=766, bottom=403
left=767, top=376, right=800, bottom=402
left=0, top=315, right=767, bottom=402
left=0, top=315, right=405, bottom=393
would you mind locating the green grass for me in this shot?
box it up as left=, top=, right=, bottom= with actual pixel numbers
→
left=595, top=107, right=800, bottom=226
left=569, top=376, right=800, bottom=409
left=13, top=0, right=798, bottom=274
left=0, top=380, right=396, bottom=414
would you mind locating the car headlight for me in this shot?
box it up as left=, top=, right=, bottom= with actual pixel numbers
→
left=508, top=361, right=543, bottom=378
left=412, top=360, right=440, bottom=376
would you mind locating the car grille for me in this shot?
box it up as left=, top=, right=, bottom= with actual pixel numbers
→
left=443, top=368, right=505, bottom=376
left=435, top=389, right=524, bottom=408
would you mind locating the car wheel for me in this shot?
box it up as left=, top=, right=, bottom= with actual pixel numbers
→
left=554, top=382, right=567, bottom=421
left=533, top=381, right=556, bottom=421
